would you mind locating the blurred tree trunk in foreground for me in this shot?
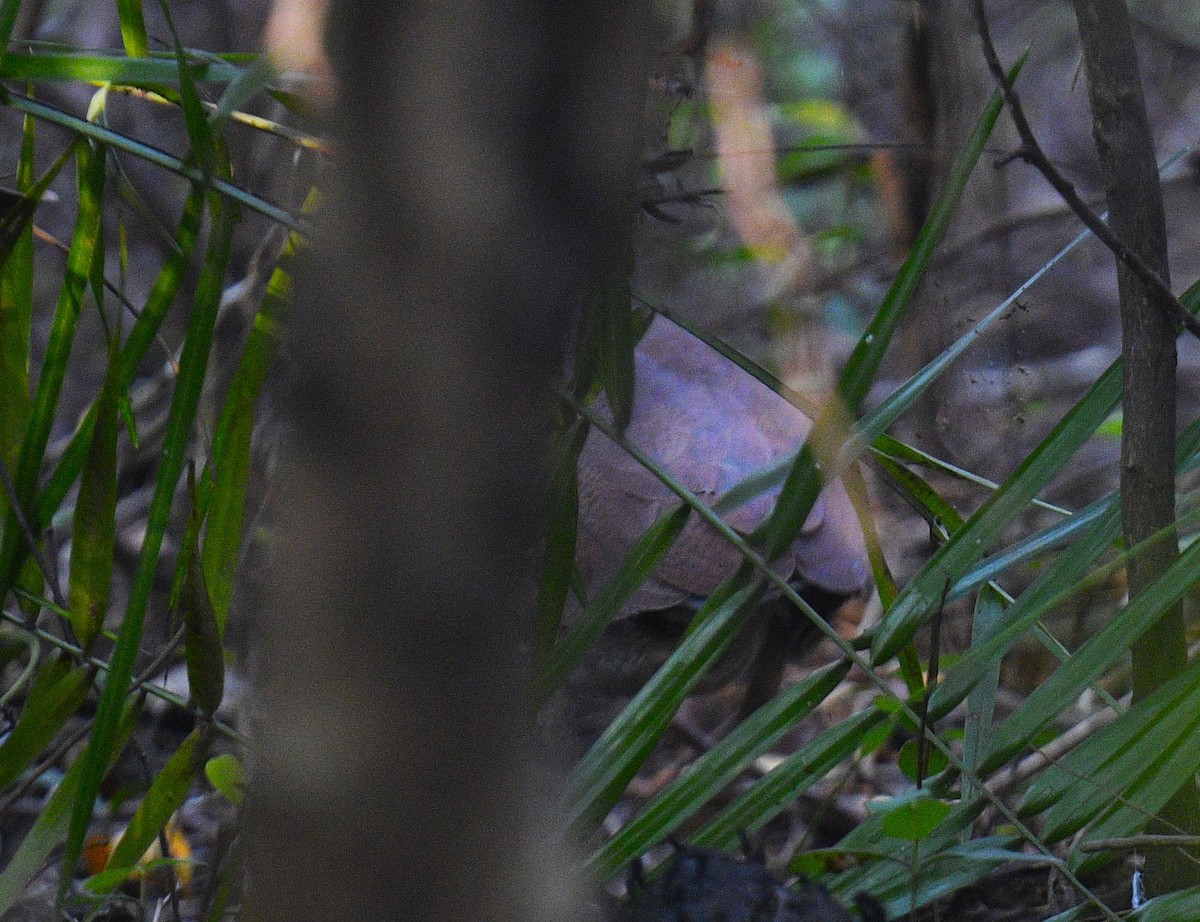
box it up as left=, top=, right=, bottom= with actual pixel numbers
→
left=245, top=4, right=652, bottom=921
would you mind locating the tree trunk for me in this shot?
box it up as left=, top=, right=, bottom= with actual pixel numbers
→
left=1072, top=0, right=1199, bottom=896
left=244, top=5, right=653, bottom=921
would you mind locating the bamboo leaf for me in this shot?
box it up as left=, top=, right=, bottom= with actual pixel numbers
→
left=692, top=708, right=886, bottom=853
left=536, top=504, right=690, bottom=704
left=91, top=726, right=210, bottom=894
left=0, top=140, right=105, bottom=592
left=565, top=580, right=762, bottom=836
left=0, top=655, right=92, bottom=792
left=587, top=660, right=849, bottom=879
left=981, top=533, right=1200, bottom=774
left=752, top=56, right=1022, bottom=564
left=66, top=314, right=120, bottom=650
left=182, top=472, right=224, bottom=718
left=116, top=0, right=150, bottom=58
left=0, top=696, right=142, bottom=917
left=61, top=169, right=237, bottom=892
left=200, top=247, right=289, bottom=630
left=534, top=417, right=587, bottom=661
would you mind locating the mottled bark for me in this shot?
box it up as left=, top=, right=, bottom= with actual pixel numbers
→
left=245, top=5, right=653, bottom=921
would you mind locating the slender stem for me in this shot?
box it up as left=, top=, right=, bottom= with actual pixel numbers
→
left=973, top=0, right=1200, bottom=341
left=1069, top=0, right=1198, bottom=895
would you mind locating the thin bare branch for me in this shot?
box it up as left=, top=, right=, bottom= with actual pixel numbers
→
left=972, top=0, right=1200, bottom=341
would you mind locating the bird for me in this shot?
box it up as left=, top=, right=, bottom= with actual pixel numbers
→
left=561, top=315, right=869, bottom=748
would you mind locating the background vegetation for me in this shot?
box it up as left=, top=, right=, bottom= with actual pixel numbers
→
left=0, top=2, right=1199, bottom=921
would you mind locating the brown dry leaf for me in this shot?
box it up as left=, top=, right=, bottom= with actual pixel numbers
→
left=82, top=818, right=194, bottom=896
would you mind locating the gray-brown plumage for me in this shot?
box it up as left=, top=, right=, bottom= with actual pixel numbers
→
left=564, top=316, right=869, bottom=743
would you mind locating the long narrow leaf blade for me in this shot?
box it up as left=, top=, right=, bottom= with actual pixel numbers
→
left=61, top=177, right=237, bottom=890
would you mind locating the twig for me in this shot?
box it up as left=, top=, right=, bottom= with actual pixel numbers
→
left=986, top=702, right=1122, bottom=797
left=1080, top=835, right=1200, bottom=853
left=916, top=576, right=950, bottom=789
left=0, top=608, right=245, bottom=744
left=972, top=0, right=1200, bottom=341
left=0, top=720, right=90, bottom=817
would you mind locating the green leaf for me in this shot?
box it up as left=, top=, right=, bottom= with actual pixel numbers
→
left=34, top=183, right=206, bottom=577
left=212, top=54, right=276, bottom=128
left=90, top=726, right=210, bottom=894
left=116, top=0, right=150, bottom=58
left=1023, top=659, right=1200, bottom=821
left=205, top=754, right=246, bottom=805
left=981, top=531, right=1200, bottom=774
left=200, top=251, right=288, bottom=630
left=66, top=310, right=120, bottom=650
left=534, top=417, right=587, bottom=661
left=879, top=796, right=954, bottom=841
left=3, top=91, right=305, bottom=233
left=536, top=504, right=690, bottom=703
left=929, top=501, right=1120, bottom=722
left=872, top=359, right=1124, bottom=664
left=565, top=580, right=762, bottom=836
left=752, top=55, right=1022, bottom=566
left=0, top=51, right=244, bottom=84
left=876, top=273, right=1200, bottom=665
left=0, top=656, right=92, bottom=792
left=62, top=172, right=237, bottom=894
left=156, top=0, right=213, bottom=166
left=1013, top=660, right=1200, bottom=874
left=0, top=139, right=74, bottom=267
left=0, top=109, right=36, bottom=526
left=858, top=835, right=1033, bottom=920
left=587, top=661, right=848, bottom=880
left=0, top=695, right=142, bottom=917
left=182, top=477, right=225, bottom=718
left=0, top=139, right=104, bottom=592
left=962, top=585, right=1004, bottom=802
left=828, top=798, right=984, bottom=914
left=897, top=738, right=948, bottom=783
left=693, top=708, right=885, bottom=853
left=0, top=0, right=21, bottom=70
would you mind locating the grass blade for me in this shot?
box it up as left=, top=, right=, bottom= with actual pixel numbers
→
left=66, top=313, right=120, bottom=650
left=199, top=240, right=289, bottom=629
left=587, top=660, right=849, bottom=880
left=565, top=580, right=762, bottom=836
left=0, top=696, right=142, bottom=916
left=90, top=726, right=210, bottom=893
left=0, top=141, right=105, bottom=590
left=61, top=175, right=236, bottom=892
left=692, top=708, right=886, bottom=852
left=116, top=0, right=149, bottom=58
